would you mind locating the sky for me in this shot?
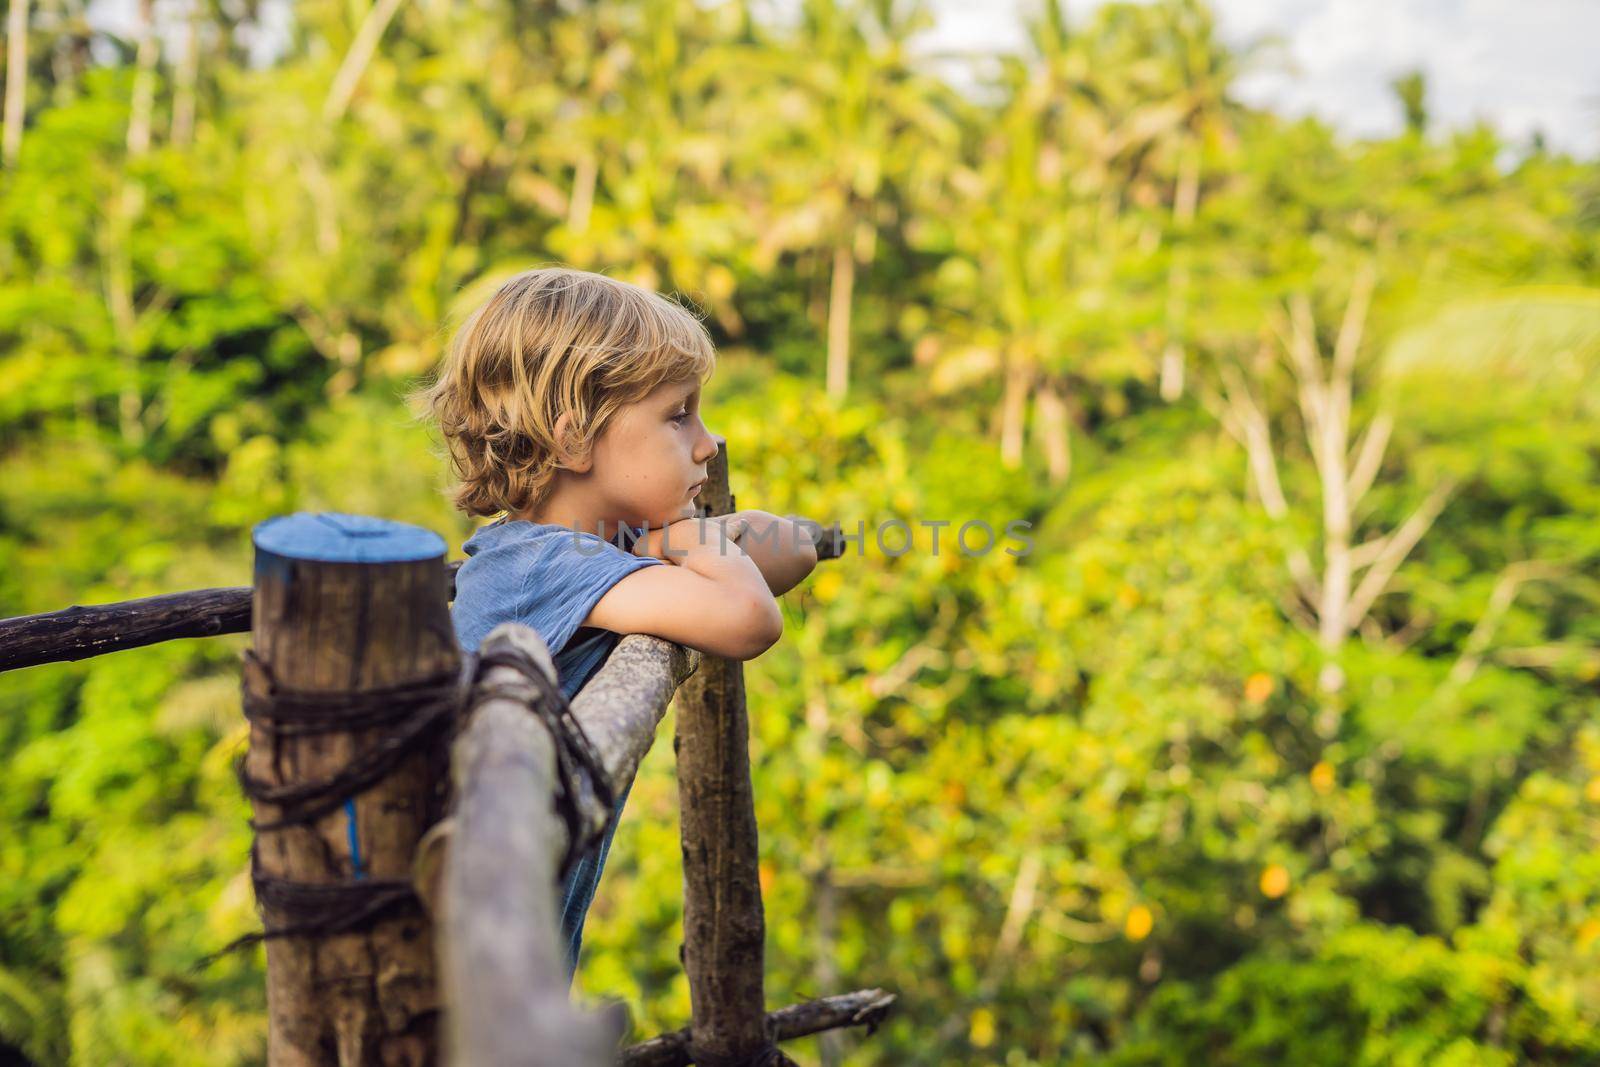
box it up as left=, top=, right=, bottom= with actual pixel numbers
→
left=86, top=0, right=1600, bottom=158
left=920, top=0, right=1600, bottom=157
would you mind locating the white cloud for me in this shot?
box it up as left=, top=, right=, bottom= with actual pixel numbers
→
left=922, top=0, right=1599, bottom=157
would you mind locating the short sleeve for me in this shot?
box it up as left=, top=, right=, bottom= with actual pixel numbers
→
left=516, top=530, right=664, bottom=657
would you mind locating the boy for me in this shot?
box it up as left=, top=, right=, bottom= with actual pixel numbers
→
left=413, top=266, right=818, bottom=981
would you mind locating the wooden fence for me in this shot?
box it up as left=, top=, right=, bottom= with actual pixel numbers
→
left=0, top=443, right=893, bottom=1066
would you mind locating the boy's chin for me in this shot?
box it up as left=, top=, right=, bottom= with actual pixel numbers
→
left=635, top=503, right=695, bottom=528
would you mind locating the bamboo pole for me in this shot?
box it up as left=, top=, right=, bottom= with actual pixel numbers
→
left=246, top=512, right=455, bottom=1065
left=673, top=438, right=786, bottom=1065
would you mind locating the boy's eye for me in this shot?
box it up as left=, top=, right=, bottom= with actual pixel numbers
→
left=670, top=410, right=689, bottom=424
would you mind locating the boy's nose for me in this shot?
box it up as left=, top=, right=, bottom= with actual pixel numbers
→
left=694, top=426, right=719, bottom=462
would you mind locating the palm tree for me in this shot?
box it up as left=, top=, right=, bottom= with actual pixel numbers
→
left=749, top=0, right=953, bottom=400
left=1391, top=68, right=1428, bottom=137
left=1117, top=0, right=1249, bottom=401
left=933, top=0, right=1169, bottom=481
left=538, top=0, right=756, bottom=327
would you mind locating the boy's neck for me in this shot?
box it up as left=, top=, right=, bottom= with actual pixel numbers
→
left=518, top=490, right=633, bottom=540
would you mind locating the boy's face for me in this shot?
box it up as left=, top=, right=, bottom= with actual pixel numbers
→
left=588, top=377, right=719, bottom=529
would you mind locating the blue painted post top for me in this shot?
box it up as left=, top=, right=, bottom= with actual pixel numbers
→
left=253, top=512, right=448, bottom=564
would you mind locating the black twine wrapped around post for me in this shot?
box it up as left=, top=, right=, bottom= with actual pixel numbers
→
left=198, top=634, right=614, bottom=971
left=234, top=648, right=466, bottom=832
left=194, top=843, right=426, bottom=970
left=196, top=652, right=471, bottom=972
left=468, top=641, right=617, bottom=876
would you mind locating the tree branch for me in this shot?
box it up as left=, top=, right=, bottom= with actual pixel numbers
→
left=1346, top=411, right=1392, bottom=505
left=620, top=990, right=897, bottom=1067
left=1447, top=561, right=1567, bottom=685
left=1343, top=477, right=1457, bottom=630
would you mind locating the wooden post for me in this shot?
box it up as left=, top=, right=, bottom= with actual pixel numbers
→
left=674, top=438, right=788, bottom=1065
left=246, top=513, right=456, bottom=1066
left=439, top=624, right=698, bottom=1066
left=440, top=624, right=611, bottom=1066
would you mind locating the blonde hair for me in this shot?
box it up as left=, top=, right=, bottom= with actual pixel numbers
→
left=411, top=266, right=716, bottom=518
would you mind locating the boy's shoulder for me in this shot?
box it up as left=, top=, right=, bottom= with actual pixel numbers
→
left=460, top=518, right=659, bottom=591
left=452, top=517, right=663, bottom=656
left=464, top=515, right=611, bottom=552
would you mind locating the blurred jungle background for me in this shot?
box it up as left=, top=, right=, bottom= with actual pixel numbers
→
left=2, top=0, right=1598, bottom=1063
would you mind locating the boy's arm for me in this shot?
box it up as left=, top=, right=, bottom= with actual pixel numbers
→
left=582, top=522, right=784, bottom=661
left=633, top=510, right=818, bottom=597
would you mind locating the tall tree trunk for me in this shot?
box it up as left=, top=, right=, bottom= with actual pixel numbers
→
left=1160, top=145, right=1201, bottom=402
left=826, top=240, right=855, bottom=401
left=998, top=348, right=1032, bottom=470
left=125, top=0, right=157, bottom=157
left=568, top=149, right=597, bottom=234
left=106, top=241, right=145, bottom=445
left=1159, top=258, right=1189, bottom=402
left=110, top=0, right=159, bottom=445
left=2, top=0, right=28, bottom=167
left=813, top=862, right=842, bottom=1067
left=171, top=0, right=200, bottom=146
left=1033, top=378, right=1072, bottom=484
left=1173, top=142, right=1200, bottom=225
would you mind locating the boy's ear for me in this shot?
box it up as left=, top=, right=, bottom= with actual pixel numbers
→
left=552, top=412, right=592, bottom=473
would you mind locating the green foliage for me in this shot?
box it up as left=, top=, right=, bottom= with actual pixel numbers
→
left=1, top=1, right=1597, bottom=1064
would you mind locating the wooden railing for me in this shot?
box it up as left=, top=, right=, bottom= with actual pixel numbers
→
left=0, top=447, right=891, bottom=1065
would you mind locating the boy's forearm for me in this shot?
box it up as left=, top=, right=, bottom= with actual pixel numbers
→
left=635, top=510, right=817, bottom=596
left=680, top=537, right=784, bottom=649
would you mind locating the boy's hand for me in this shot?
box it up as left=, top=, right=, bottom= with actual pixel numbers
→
left=634, top=511, right=817, bottom=596
left=665, top=510, right=819, bottom=595
left=739, top=511, right=819, bottom=596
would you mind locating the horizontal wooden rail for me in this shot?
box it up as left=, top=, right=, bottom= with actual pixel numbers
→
left=0, top=585, right=255, bottom=672
left=619, top=988, right=897, bottom=1067
left=1, top=521, right=845, bottom=674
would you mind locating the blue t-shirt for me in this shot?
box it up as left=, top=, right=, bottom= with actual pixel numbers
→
left=450, top=515, right=666, bottom=980
left=451, top=516, right=665, bottom=696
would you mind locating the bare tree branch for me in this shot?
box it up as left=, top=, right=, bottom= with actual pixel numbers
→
left=1348, top=534, right=1391, bottom=572
left=1447, top=561, right=1567, bottom=685
left=1346, top=411, right=1392, bottom=504
left=1214, top=362, right=1290, bottom=518
left=1287, top=548, right=1320, bottom=605
left=621, top=990, right=897, bottom=1067
left=1343, top=477, right=1457, bottom=630
left=1493, top=643, right=1600, bottom=675
left=1331, top=262, right=1376, bottom=383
